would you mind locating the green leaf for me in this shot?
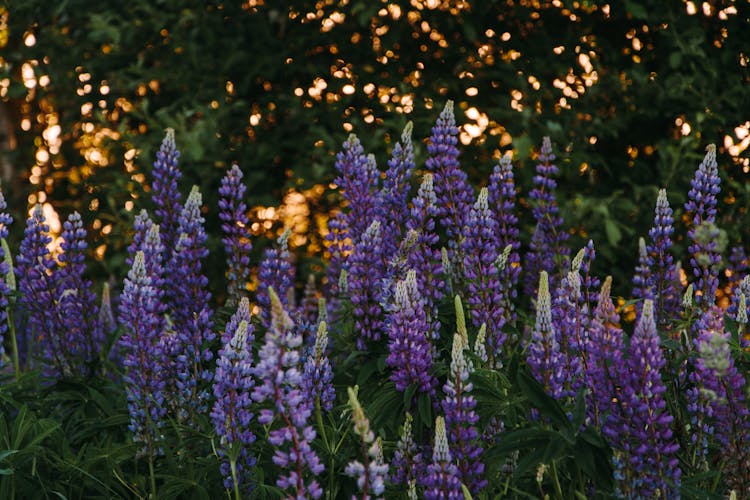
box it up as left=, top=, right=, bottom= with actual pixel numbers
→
left=604, top=219, right=622, bottom=246
left=516, top=371, right=570, bottom=431
left=418, top=393, right=432, bottom=427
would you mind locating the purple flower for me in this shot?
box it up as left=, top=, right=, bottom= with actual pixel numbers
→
left=257, top=230, right=295, bottom=329
left=525, top=137, right=569, bottom=297
left=56, top=212, right=104, bottom=377
left=219, top=163, right=252, bottom=308
left=15, top=205, right=70, bottom=376
left=0, top=191, right=13, bottom=365
left=487, top=153, right=521, bottom=321
left=118, top=249, right=167, bottom=458
left=421, top=416, right=463, bottom=500
left=323, top=212, right=350, bottom=311
left=585, top=276, right=625, bottom=429
left=424, top=101, right=473, bottom=278
left=727, top=245, right=748, bottom=291
left=252, top=288, right=324, bottom=498
left=335, top=134, right=381, bottom=242
left=344, top=387, right=389, bottom=499
left=632, top=237, right=652, bottom=303
left=684, top=145, right=721, bottom=306
left=462, top=187, right=506, bottom=366
left=348, top=220, right=388, bottom=350
left=390, top=412, right=424, bottom=497
left=211, top=319, right=256, bottom=490
left=609, top=300, right=680, bottom=498
left=647, top=189, right=681, bottom=326
left=527, top=271, right=566, bottom=400
left=442, top=333, right=486, bottom=494
left=301, top=321, right=336, bottom=412
left=386, top=270, right=437, bottom=396
left=379, top=122, right=416, bottom=259
left=164, top=186, right=215, bottom=420
left=151, top=129, right=183, bottom=257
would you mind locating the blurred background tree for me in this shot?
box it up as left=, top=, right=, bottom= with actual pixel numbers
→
left=0, top=0, right=748, bottom=298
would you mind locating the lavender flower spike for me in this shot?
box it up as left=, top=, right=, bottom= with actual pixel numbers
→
left=612, top=300, right=680, bottom=498
left=380, top=121, right=416, bottom=258
left=527, top=271, right=565, bottom=399
left=442, top=333, right=486, bottom=494
left=647, top=189, right=680, bottom=324
left=211, top=319, right=256, bottom=491
left=386, top=270, right=437, bottom=396
left=257, top=229, right=295, bottom=328
left=118, top=251, right=167, bottom=458
left=348, top=220, right=387, bottom=349
left=345, top=387, right=389, bottom=499
left=302, top=321, right=336, bottom=412
left=151, top=128, right=183, bottom=256
left=425, top=101, right=473, bottom=278
left=421, top=416, right=463, bottom=500
left=335, top=134, right=381, bottom=242
left=684, top=144, right=721, bottom=306
left=525, top=137, right=569, bottom=296
left=219, top=163, right=252, bottom=308
left=252, top=288, right=324, bottom=498
left=0, top=191, right=13, bottom=366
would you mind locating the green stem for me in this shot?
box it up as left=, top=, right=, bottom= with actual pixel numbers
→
left=8, top=308, right=20, bottom=380
left=315, top=399, right=334, bottom=500
left=148, top=456, right=157, bottom=499
left=551, top=461, right=564, bottom=499
left=230, top=458, right=241, bottom=500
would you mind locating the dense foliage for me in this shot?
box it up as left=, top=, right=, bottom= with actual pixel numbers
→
left=1, top=105, right=749, bottom=498
left=0, top=1, right=748, bottom=294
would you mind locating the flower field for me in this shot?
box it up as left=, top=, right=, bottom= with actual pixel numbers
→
left=0, top=101, right=748, bottom=499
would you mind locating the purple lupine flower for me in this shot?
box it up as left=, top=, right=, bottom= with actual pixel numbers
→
left=424, top=101, right=474, bottom=278
left=632, top=237, right=653, bottom=304
left=0, top=192, right=13, bottom=365
left=379, top=122, right=416, bottom=259
left=211, top=319, right=256, bottom=491
left=300, top=275, right=319, bottom=326
left=252, top=288, right=323, bottom=498
left=56, top=212, right=103, bottom=377
left=647, top=189, right=681, bottom=326
left=390, top=412, right=423, bottom=498
left=15, top=204, right=71, bottom=376
left=348, top=220, right=388, bottom=350
left=165, top=186, right=215, bottom=419
left=729, top=276, right=750, bottom=343
left=301, top=321, right=336, bottom=412
left=684, top=145, right=721, bottom=307
left=151, top=128, right=183, bottom=257
left=386, top=270, right=437, bottom=396
left=525, top=137, right=569, bottom=297
left=344, top=387, right=389, bottom=499
left=692, top=307, right=750, bottom=492
left=551, top=256, right=587, bottom=402
left=335, top=134, right=381, bottom=242
left=222, top=296, right=252, bottom=349
left=402, top=173, right=445, bottom=339
left=421, top=416, right=463, bottom=500
left=323, top=212, right=350, bottom=314
left=219, top=163, right=252, bottom=308
left=488, top=152, right=521, bottom=322
left=527, top=271, right=566, bottom=400
left=462, top=187, right=506, bottom=367
left=442, top=333, right=486, bottom=494
left=118, top=250, right=167, bottom=458
left=585, top=277, right=625, bottom=430
left=257, top=229, right=295, bottom=329
left=610, top=300, right=680, bottom=498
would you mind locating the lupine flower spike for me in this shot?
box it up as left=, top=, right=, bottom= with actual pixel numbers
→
left=218, top=163, right=252, bottom=308
left=345, top=387, right=389, bottom=499
left=211, top=319, right=256, bottom=493
left=527, top=271, right=566, bottom=400
left=684, top=144, right=721, bottom=307
left=302, top=321, right=336, bottom=412
left=442, top=332, right=486, bottom=494
left=348, top=220, right=387, bottom=350
left=0, top=191, right=12, bottom=367
left=386, top=270, right=437, bottom=395
left=335, top=134, right=381, bottom=243
left=647, top=189, right=680, bottom=325
left=380, top=121, right=415, bottom=259
left=421, top=416, right=463, bottom=499
left=257, top=229, right=295, bottom=328
left=525, top=137, right=569, bottom=297
left=252, top=288, right=324, bottom=498
left=391, top=412, right=423, bottom=497
left=118, top=250, right=167, bottom=459
left=151, top=128, right=183, bottom=257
